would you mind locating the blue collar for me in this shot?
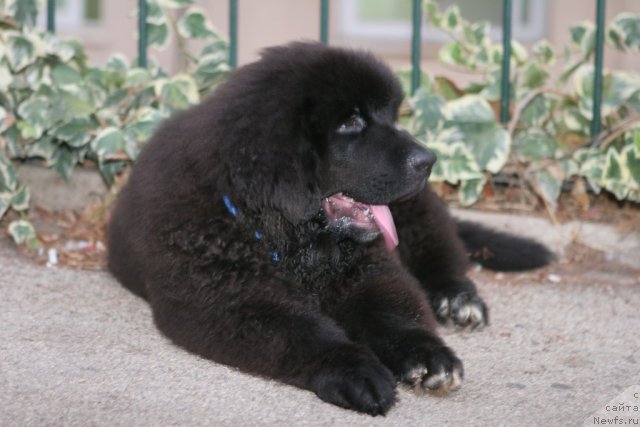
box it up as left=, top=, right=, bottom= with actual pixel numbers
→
left=222, top=195, right=280, bottom=263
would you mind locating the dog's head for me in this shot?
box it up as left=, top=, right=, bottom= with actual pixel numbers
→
left=215, top=42, right=435, bottom=245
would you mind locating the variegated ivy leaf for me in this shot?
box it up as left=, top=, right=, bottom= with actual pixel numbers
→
left=395, top=69, right=433, bottom=97
left=11, top=185, right=29, bottom=211
left=51, top=63, right=82, bottom=87
left=0, top=155, right=18, bottom=192
left=574, top=148, right=604, bottom=193
left=157, top=0, right=193, bottom=8
left=607, top=24, right=627, bottom=52
left=51, top=117, right=94, bottom=148
left=24, top=135, right=58, bottom=162
left=621, top=144, right=640, bottom=188
left=463, top=22, right=490, bottom=46
left=517, top=93, right=554, bottom=128
left=178, top=7, right=217, bottom=39
left=510, top=40, right=528, bottom=64
left=143, top=2, right=170, bottom=49
left=99, top=160, right=126, bottom=187
left=92, top=127, right=126, bottom=160
left=443, top=95, right=494, bottom=122
left=125, top=68, right=152, bottom=88
left=0, top=61, right=12, bottom=92
left=53, top=145, right=76, bottom=180
left=442, top=5, right=463, bottom=33
left=603, top=182, right=630, bottom=201
left=478, top=68, right=502, bottom=101
left=145, top=1, right=167, bottom=24
left=8, top=219, right=37, bottom=246
left=522, top=62, right=549, bottom=89
left=438, top=41, right=466, bottom=67
left=0, top=105, right=7, bottom=134
left=42, top=33, right=77, bottom=62
left=570, top=22, right=595, bottom=58
left=0, top=192, right=12, bottom=219
left=147, top=21, right=171, bottom=50
left=443, top=95, right=511, bottom=173
left=573, top=65, right=640, bottom=120
left=122, top=107, right=166, bottom=160
left=599, top=144, right=640, bottom=200
left=514, top=129, right=556, bottom=160
left=601, top=148, right=631, bottom=200
left=611, top=13, right=640, bottom=52
left=155, top=74, right=199, bottom=111
left=6, top=32, right=42, bottom=71
left=532, top=39, right=554, bottom=65
left=560, top=106, right=590, bottom=133
left=25, top=63, right=52, bottom=90
left=560, top=158, right=580, bottom=178
left=106, top=54, right=129, bottom=73
left=628, top=129, right=640, bottom=155
left=427, top=140, right=483, bottom=184
left=194, top=51, right=230, bottom=92
left=530, top=165, right=564, bottom=211
left=408, top=89, right=445, bottom=136
left=55, top=87, right=95, bottom=122
left=459, top=176, right=487, bottom=207
left=424, top=0, right=442, bottom=27
left=603, top=148, right=625, bottom=181
left=17, top=95, right=63, bottom=139
left=628, top=190, right=640, bottom=203
left=6, top=0, right=39, bottom=28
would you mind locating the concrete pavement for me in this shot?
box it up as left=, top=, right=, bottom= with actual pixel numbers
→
left=1, top=215, right=639, bottom=426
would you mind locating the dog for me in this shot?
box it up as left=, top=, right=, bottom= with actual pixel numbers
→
left=107, top=42, right=553, bottom=415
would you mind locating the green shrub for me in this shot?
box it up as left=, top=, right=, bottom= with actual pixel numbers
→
left=403, top=0, right=640, bottom=210
left=1, top=0, right=639, bottom=248
left=0, top=0, right=229, bottom=245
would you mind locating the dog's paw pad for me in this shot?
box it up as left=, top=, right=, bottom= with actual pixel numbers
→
left=434, top=292, right=488, bottom=330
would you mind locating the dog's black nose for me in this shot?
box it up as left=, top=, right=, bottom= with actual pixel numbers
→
left=408, top=146, right=437, bottom=176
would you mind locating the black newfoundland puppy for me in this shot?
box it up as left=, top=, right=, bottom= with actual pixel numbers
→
left=108, top=42, right=552, bottom=415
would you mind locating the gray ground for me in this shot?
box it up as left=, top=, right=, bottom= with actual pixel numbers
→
left=1, top=208, right=639, bottom=426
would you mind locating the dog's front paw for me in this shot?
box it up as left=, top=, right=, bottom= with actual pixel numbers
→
left=310, top=345, right=397, bottom=416
left=398, top=343, right=463, bottom=393
left=432, top=291, right=488, bottom=330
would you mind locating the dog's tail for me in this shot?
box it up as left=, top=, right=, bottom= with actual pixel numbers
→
left=456, top=220, right=555, bottom=272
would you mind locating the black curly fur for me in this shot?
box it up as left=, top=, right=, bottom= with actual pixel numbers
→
left=107, top=42, right=552, bottom=416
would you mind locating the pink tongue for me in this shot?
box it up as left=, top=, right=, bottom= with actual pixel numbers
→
left=370, top=205, right=399, bottom=251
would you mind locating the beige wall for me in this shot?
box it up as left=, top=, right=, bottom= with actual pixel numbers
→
left=61, top=0, right=640, bottom=77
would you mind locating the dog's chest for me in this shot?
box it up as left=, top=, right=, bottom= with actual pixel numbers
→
left=284, top=233, right=366, bottom=287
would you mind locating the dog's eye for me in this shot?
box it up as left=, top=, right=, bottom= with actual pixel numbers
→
left=337, top=114, right=366, bottom=135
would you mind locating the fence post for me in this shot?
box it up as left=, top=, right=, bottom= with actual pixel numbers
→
left=410, top=0, right=422, bottom=95
left=138, top=0, right=147, bottom=68
left=500, top=0, right=512, bottom=123
left=229, top=0, right=238, bottom=68
left=591, top=0, right=606, bottom=138
left=320, top=0, right=329, bottom=44
left=46, top=0, right=55, bottom=33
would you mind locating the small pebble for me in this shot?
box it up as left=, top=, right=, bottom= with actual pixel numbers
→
left=46, top=248, right=58, bottom=267
left=547, top=273, right=561, bottom=283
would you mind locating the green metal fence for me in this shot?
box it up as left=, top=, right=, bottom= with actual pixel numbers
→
left=46, top=0, right=608, bottom=138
